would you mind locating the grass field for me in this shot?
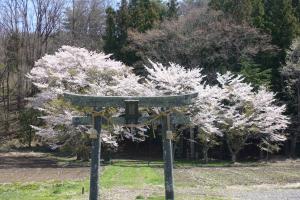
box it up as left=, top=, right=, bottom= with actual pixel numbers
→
left=0, top=160, right=225, bottom=200
left=0, top=152, right=300, bottom=200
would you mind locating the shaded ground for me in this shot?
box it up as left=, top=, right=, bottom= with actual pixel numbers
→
left=0, top=152, right=58, bottom=169
left=0, top=152, right=89, bottom=183
left=1, top=152, right=300, bottom=199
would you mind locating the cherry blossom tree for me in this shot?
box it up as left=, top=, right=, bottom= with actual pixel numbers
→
left=27, top=46, right=149, bottom=158
left=216, top=72, right=289, bottom=162
left=191, top=85, right=224, bottom=163
left=144, top=61, right=222, bottom=162
left=144, top=60, right=205, bottom=95
left=144, top=61, right=289, bottom=162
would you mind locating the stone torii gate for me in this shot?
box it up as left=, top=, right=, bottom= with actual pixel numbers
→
left=63, top=92, right=198, bottom=200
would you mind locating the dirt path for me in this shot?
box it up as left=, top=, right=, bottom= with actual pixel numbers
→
left=227, top=184, right=300, bottom=200
left=0, top=152, right=89, bottom=183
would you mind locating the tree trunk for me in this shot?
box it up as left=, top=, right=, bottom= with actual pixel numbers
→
left=284, top=140, right=290, bottom=157
left=225, top=136, right=237, bottom=163
left=5, top=70, right=10, bottom=132
left=202, top=136, right=209, bottom=164
left=259, top=149, right=264, bottom=160
left=180, top=134, right=184, bottom=159
left=172, top=142, right=176, bottom=162
left=203, top=148, right=208, bottom=164
left=76, top=145, right=90, bottom=161
left=28, top=130, right=32, bottom=148
left=6, top=70, right=10, bottom=112
left=17, top=66, right=23, bottom=109
left=290, top=133, right=297, bottom=158
left=190, top=127, right=195, bottom=159
left=231, top=153, right=237, bottom=163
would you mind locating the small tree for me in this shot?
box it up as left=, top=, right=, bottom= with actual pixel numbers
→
left=197, top=129, right=219, bottom=163
left=18, top=108, right=41, bottom=148
left=128, top=0, right=163, bottom=33
left=167, top=0, right=179, bottom=19
left=192, top=85, right=223, bottom=163
left=103, top=7, right=118, bottom=54
left=264, top=0, right=299, bottom=49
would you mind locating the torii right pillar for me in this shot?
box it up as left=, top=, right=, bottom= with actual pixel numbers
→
left=162, top=112, right=174, bottom=200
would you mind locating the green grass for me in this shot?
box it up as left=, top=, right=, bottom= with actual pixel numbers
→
left=101, top=164, right=163, bottom=188
left=0, top=181, right=89, bottom=200
left=0, top=160, right=231, bottom=200
left=135, top=195, right=227, bottom=200
left=2, top=158, right=300, bottom=200
left=0, top=162, right=165, bottom=200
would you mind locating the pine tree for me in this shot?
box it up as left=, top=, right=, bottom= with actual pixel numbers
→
left=114, top=0, right=130, bottom=60
left=292, top=0, right=300, bottom=22
left=292, top=0, right=300, bottom=7
left=117, top=0, right=129, bottom=46
left=233, top=0, right=253, bottom=23
left=251, top=0, right=265, bottom=28
left=264, top=0, right=299, bottom=49
left=103, top=0, right=167, bottom=64
left=167, top=0, right=179, bottom=19
left=281, top=38, right=300, bottom=157
left=129, top=0, right=161, bottom=32
left=209, top=0, right=225, bottom=10
left=209, top=0, right=253, bottom=23
left=103, top=7, right=118, bottom=54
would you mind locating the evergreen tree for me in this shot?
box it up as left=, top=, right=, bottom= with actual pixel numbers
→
left=115, top=0, right=130, bottom=60
left=167, top=0, right=179, bottom=19
left=19, top=108, right=41, bottom=148
left=103, top=7, right=118, bottom=54
left=117, top=0, right=129, bottom=46
left=209, top=0, right=224, bottom=10
left=264, top=0, right=299, bottom=49
left=103, top=1, right=167, bottom=64
left=209, top=0, right=253, bottom=23
left=281, top=38, right=300, bottom=157
left=292, top=0, right=299, bottom=6
left=251, top=0, right=265, bottom=28
left=263, top=0, right=299, bottom=102
left=129, top=0, right=161, bottom=32
left=209, top=0, right=300, bottom=91
left=292, top=0, right=300, bottom=23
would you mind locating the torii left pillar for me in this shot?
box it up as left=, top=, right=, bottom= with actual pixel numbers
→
left=89, top=112, right=102, bottom=200
left=162, top=112, right=174, bottom=200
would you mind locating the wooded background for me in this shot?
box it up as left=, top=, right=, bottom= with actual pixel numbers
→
left=1, top=0, right=300, bottom=160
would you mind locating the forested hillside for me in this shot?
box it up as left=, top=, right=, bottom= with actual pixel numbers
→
left=1, top=0, right=300, bottom=161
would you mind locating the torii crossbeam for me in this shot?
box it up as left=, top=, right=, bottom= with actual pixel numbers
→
left=63, top=92, right=198, bottom=200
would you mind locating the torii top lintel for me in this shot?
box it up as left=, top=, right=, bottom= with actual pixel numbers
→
left=63, top=92, right=198, bottom=107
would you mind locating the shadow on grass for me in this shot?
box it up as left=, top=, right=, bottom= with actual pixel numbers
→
left=109, top=159, right=268, bottom=169
left=0, top=148, right=269, bottom=169
left=0, top=150, right=90, bottom=169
